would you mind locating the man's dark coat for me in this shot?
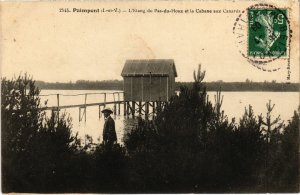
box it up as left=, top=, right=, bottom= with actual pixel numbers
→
left=103, top=116, right=117, bottom=144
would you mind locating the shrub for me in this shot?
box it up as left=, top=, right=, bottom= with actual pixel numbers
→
left=124, top=65, right=238, bottom=192
left=268, top=109, right=299, bottom=192
left=2, top=74, right=43, bottom=192
left=124, top=66, right=299, bottom=193
left=1, top=74, right=80, bottom=192
left=91, top=143, right=129, bottom=192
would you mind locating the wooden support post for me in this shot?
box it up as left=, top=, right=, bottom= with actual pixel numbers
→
left=127, top=101, right=130, bottom=115
left=138, top=101, right=142, bottom=115
left=57, top=94, right=60, bottom=109
left=123, top=102, right=126, bottom=116
left=152, top=101, right=156, bottom=114
left=57, top=94, right=60, bottom=119
left=118, top=93, right=121, bottom=115
left=99, top=105, right=101, bottom=118
left=145, top=102, right=149, bottom=117
left=84, top=94, right=87, bottom=122
left=79, top=107, right=81, bottom=122
left=157, top=100, right=161, bottom=113
left=113, top=104, right=116, bottom=115
left=104, top=93, right=106, bottom=107
left=132, top=101, right=135, bottom=117
left=79, top=107, right=86, bottom=122
left=113, top=93, right=117, bottom=115
left=84, top=108, right=86, bottom=122
left=158, top=97, right=161, bottom=112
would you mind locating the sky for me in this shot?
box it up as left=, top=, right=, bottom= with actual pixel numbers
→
left=1, top=1, right=299, bottom=83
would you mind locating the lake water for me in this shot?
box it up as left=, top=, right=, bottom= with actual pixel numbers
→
left=40, top=90, right=299, bottom=144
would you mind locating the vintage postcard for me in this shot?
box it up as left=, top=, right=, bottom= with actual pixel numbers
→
left=1, top=0, right=299, bottom=193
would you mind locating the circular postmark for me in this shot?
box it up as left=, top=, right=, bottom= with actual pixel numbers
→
left=233, top=3, right=292, bottom=72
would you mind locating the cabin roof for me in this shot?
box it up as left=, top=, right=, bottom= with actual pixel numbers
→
left=121, top=59, right=177, bottom=77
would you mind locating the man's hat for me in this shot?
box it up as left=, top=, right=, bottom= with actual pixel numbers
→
left=101, top=107, right=113, bottom=114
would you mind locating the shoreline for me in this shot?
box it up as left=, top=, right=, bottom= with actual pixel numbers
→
left=35, top=81, right=300, bottom=92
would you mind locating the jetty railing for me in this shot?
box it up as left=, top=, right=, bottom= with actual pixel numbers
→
left=40, top=92, right=124, bottom=122
left=12, top=91, right=169, bottom=122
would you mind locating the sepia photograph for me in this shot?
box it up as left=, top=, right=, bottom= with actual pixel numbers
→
left=1, top=0, right=299, bottom=193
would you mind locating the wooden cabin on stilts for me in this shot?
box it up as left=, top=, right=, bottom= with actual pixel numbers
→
left=121, top=59, right=178, bottom=119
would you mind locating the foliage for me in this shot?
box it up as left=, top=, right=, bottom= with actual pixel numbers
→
left=230, top=105, right=265, bottom=189
left=1, top=75, right=80, bottom=192
left=265, top=109, right=299, bottom=192
left=125, top=65, right=237, bottom=192
left=2, top=72, right=299, bottom=193
left=91, top=143, right=128, bottom=192
left=124, top=65, right=299, bottom=193
left=2, top=74, right=43, bottom=192
left=280, top=110, right=299, bottom=191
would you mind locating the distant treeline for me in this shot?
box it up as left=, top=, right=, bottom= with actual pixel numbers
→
left=36, top=80, right=124, bottom=90
left=182, top=81, right=299, bottom=92
left=35, top=80, right=299, bottom=91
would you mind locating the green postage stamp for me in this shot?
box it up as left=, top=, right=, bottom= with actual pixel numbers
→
left=233, top=4, right=292, bottom=73
left=248, top=8, right=288, bottom=57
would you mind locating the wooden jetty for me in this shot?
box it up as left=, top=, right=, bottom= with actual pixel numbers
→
left=40, top=92, right=124, bottom=122
left=40, top=92, right=169, bottom=122
left=40, top=59, right=178, bottom=122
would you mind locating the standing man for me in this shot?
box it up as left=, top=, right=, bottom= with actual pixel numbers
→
left=101, top=107, right=117, bottom=146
